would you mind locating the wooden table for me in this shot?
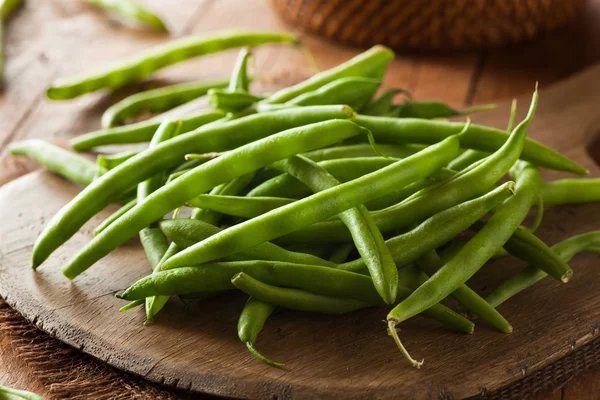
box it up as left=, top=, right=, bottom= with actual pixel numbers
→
left=1, top=0, right=599, bottom=398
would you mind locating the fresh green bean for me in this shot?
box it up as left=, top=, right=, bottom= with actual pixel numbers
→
left=208, top=89, right=263, bottom=112
left=238, top=297, right=281, bottom=367
left=389, top=101, right=494, bottom=119
left=87, top=0, right=168, bottom=32
left=33, top=105, right=353, bottom=269
left=0, top=383, right=44, bottom=400
left=284, top=77, right=381, bottom=110
left=47, top=31, right=296, bottom=100
left=339, top=182, right=515, bottom=274
left=278, top=154, right=398, bottom=304
left=0, top=0, right=21, bottom=84
left=229, top=47, right=251, bottom=91
left=303, top=143, right=423, bottom=162
left=233, top=272, right=370, bottom=315
left=386, top=159, right=542, bottom=368
left=187, top=195, right=295, bottom=219
left=94, top=198, right=136, bottom=235
left=71, top=109, right=226, bottom=151
left=97, top=150, right=139, bottom=170
left=416, top=249, right=512, bottom=333
left=541, top=178, right=600, bottom=205
left=9, top=140, right=99, bottom=186
left=62, top=119, right=367, bottom=278
left=101, top=79, right=229, bottom=128
left=360, top=89, right=411, bottom=116
left=487, top=231, right=600, bottom=307
left=263, top=45, right=394, bottom=104
left=119, top=298, right=144, bottom=312
left=355, top=115, right=586, bottom=175
left=161, top=136, right=460, bottom=271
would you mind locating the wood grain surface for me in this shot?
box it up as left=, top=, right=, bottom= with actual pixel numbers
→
left=1, top=0, right=600, bottom=399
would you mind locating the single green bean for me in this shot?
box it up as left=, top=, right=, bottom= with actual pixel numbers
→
left=72, top=109, right=225, bottom=151
left=386, top=160, right=542, bottom=368
left=0, top=0, right=22, bottom=84
left=62, top=119, right=366, bottom=278
left=208, top=89, right=263, bottom=112
left=360, top=89, right=411, bottom=116
left=94, top=198, right=137, bottom=235
left=278, top=91, right=538, bottom=245
left=101, top=79, right=229, bottom=128
left=187, top=195, right=295, bottom=219
left=339, top=182, right=515, bottom=273
left=9, top=140, right=99, bottom=186
left=33, top=105, right=353, bottom=269
left=119, top=298, right=144, bottom=312
left=238, top=297, right=281, bottom=367
left=541, top=178, right=600, bottom=205
left=278, top=154, right=398, bottom=304
left=119, top=260, right=474, bottom=334
left=87, top=0, right=168, bottom=32
left=0, top=383, right=44, bottom=400
left=487, top=231, right=600, bottom=307
left=47, top=31, right=296, bottom=100
left=416, top=249, right=512, bottom=333
left=284, top=77, right=381, bottom=110
left=263, top=45, right=394, bottom=104
left=229, top=47, right=251, bottom=91
left=161, top=136, right=460, bottom=271
left=96, top=150, right=139, bottom=170
left=355, top=115, right=586, bottom=175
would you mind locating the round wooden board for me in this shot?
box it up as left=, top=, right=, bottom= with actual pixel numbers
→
left=1, top=66, right=600, bottom=399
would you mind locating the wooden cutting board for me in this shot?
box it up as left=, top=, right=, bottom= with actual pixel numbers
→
left=1, top=65, right=600, bottom=400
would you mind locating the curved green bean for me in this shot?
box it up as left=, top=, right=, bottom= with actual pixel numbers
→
left=208, top=89, right=263, bottom=112
left=238, top=298, right=281, bottom=367
left=229, top=48, right=251, bottom=92
left=47, top=31, right=296, bottom=100
left=97, top=150, right=139, bottom=170
left=101, top=79, right=228, bottom=128
left=61, top=119, right=367, bottom=278
left=71, top=109, right=225, bottom=151
left=487, top=231, right=600, bottom=307
left=541, top=178, right=600, bottom=205
left=187, top=194, right=295, bottom=219
left=87, top=0, right=168, bottom=32
left=33, top=105, right=353, bottom=269
left=9, top=140, right=99, bottom=186
left=159, top=218, right=335, bottom=267
left=264, top=45, right=394, bottom=104
left=279, top=154, right=398, bottom=304
left=284, top=77, right=381, bottom=110
left=355, top=115, right=586, bottom=175
left=161, top=136, right=460, bottom=271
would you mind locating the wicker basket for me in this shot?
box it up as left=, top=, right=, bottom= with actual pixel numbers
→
left=268, top=0, right=584, bottom=51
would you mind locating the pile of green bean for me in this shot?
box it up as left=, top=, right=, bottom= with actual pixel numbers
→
left=9, top=30, right=600, bottom=368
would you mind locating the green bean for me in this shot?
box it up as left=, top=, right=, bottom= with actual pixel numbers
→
left=487, top=231, right=600, bottom=307
left=47, top=31, right=296, bottom=100
left=161, top=136, right=460, bottom=271
left=233, top=272, right=370, bottom=314
left=328, top=244, right=353, bottom=264
left=416, top=249, right=512, bottom=333
left=541, top=178, right=600, bottom=205
left=62, top=119, right=366, bottom=278
left=389, top=101, right=494, bottom=119
left=120, top=260, right=474, bottom=333
left=386, top=159, right=541, bottom=368
left=71, top=109, right=226, bottom=151
left=0, top=383, right=44, bottom=400
left=277, top=91, right=538, bottom=245
left=355, top=115, right=586, bottom=175
left=87, top=0, right=168, bottom=32
left=263, top=45, right=394, bottom=104
left=238, top=297, right=281, bottom=367
left=208, top=89, right=263, bottom=112
left=33, top=105, right=353, bottom=269
left=0, top=0, right=21, bottom=84
left=187, top=195, right=295, bottom=219
left=303, top=143, right=423, bottom=162
left=360, top=89, right=411, bottom=116
left=101, top=79, right=229, bottom=128
left=284, top=77, right=381, bottom=110
left=278, top=155, right=398, bottom=304
left=339, top=182, right=515, bottom=274
left=229, top=48, right=251, bottom=91
left=94, top=198, right=136, bottom=235
left=96, top=150, right=139, bottom=170
left=119, top=298, right=144, bottom=312
left=9, top=140, right=99, bottom=186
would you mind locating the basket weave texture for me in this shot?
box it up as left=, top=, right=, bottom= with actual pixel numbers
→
left=269, top=0, right=584, bottom=50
